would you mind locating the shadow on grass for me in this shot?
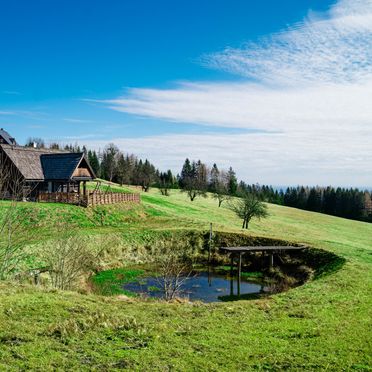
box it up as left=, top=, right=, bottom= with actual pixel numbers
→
left=299, top=247, right=346, bottom=279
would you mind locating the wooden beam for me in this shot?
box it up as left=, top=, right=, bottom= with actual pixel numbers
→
left=237, top=253, right=242, bottom=296
left=270, top=254, right=274, bottom=268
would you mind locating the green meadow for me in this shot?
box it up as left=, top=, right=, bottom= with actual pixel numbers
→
left=0, top=185, right=371, bottom=370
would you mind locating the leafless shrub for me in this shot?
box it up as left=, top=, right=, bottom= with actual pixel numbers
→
left=0, top=153, right=37, bottom=279
left=42, top=235, right=103, bottom=290
left=155, top=249, right=193, bottom=301
left=0, top=203, right=37, bottom=280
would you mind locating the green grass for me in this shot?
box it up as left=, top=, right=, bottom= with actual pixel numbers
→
left=86, top=179, right=135, bottom=194
left=91, top=268, right=144, bottom=296
left=0, top=184, right=371, bottom=370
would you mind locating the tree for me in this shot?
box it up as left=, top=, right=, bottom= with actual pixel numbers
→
left=307, top=187, right=322, bottom=212
left=227, top=167, right=238, bottom=196
left=179, top=158, right=192, bottom=189
left=209, top=163, right=220, bottom=193
left=140, top=159, right=157, bottom=192
left=229, top=193, right=269, bottom=229
left=116, top=153, right=127, bottom=186
left=49, top=142, right=60, bottom=150
left=159, top=170, right=175, bottom=196
left=101, top=143, right=119, bottom=182
left=212, top=170, right=230, bottom=207
left=154, top=246, right=193, bottom=301
left=25, top=137, right=45, bottom=149
left=179, top=159, right=208, bottom=201
left=87, top=150, right=100, bottom=176
left=322, top=186, right=337, bottom=215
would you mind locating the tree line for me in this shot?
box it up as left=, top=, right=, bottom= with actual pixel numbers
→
left=24, top=138, right=372, bottom=223
left=237, top=183, right=372, bottom=223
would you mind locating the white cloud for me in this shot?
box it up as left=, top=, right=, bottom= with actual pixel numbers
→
left=76, top=129, right=372, bottom=186
left=2, top=91, right=21, bottom=95
left=0, top=110, right=16, bottom=115
left=95, top=0, right=372, bottom=185
left=203, top=0, right=372, bottom=86
left=63, top=118, right=93, bottom=123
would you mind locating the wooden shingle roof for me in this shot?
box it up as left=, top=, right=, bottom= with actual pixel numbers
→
left=0, top=144, right=95, bottom=181
left=0, top=128, right=17, bottom=146
left=41, top=153, right=86, bottom=180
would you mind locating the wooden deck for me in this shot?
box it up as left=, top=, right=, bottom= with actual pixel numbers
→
left=221, top=246, right=306, bottom=253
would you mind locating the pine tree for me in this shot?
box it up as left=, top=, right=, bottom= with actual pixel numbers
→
left=87, top=150, right=100, bottom=176
left=209, top=163, right=220, bottom=193
left=179, top=159, right=208, bottom=201
left=227, top=167, right=238, bottom=196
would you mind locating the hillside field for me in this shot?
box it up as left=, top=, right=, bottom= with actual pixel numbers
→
left=0, top=185, right=371, bottom=370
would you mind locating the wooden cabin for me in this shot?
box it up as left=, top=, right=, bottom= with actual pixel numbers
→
left=0, top=143, right=95, bottom=202
left=0, top=129, right=140, bottom=207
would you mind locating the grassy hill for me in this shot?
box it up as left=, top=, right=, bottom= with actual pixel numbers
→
left=0, top=186, right=371, bottom=370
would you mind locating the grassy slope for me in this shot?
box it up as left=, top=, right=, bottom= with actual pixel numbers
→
left=0, top=187, right=371, bottom=370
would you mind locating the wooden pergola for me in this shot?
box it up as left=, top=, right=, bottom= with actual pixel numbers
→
left=220, top=246, right=306, bottom=296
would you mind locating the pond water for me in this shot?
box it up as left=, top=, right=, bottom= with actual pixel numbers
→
left=122, top=271, right=267, bottom=302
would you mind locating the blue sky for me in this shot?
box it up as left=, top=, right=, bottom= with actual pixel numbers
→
left=1, top=0, right=372, bottom=186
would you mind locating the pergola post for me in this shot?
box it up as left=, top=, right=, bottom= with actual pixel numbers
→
left=237, top=253, right=242, bottom=296
left=230, top=253, right=235, bottom=296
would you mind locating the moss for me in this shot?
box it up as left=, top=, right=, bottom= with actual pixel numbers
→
left=91, top=268, right=144, bottom=295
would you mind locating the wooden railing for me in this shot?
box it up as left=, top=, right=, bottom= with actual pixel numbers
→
left=38, top=192, right=81, bottom=204
left=38, top=191, right=140, bottom=207
left=86, top=191, right=140, bottom=206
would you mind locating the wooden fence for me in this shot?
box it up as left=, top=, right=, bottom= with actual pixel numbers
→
left=38, top=191, right=140, bottom=207
left=38, top=192, right=81, bottom=204
left=86, top=191, right=140, bottom=206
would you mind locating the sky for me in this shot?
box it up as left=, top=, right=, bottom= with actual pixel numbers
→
left=1, top=0, right=371, bottom=186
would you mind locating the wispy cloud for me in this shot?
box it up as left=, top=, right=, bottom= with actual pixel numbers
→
left=202, top=0, right=372, bottom=86
left=2, top=91, right=21, bottom=95
left=94, top=0, right=372, bottom=185
left=0, top=109, right=48, bottom=119
left=0, top=110, right=16, bottom=115
left=63, top=118, right=93, bottom=123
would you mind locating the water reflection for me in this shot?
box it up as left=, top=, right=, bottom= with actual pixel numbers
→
left=123, top=270, right=266, bottom=303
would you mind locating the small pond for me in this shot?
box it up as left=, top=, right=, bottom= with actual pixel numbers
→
left=122, top=271, right=268, bottom=302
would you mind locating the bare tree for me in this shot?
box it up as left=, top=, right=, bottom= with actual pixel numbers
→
left=25, top=137, right=45, bottom=149
left=229, top=193, right=269, bottom=229
left=42, top=234, right=103, bottom=290
left=0, top=153, right=37, bottom=280
left=101, top=143, right=119, bottom=182
left=155, top=250, right=193, bottom=301
left=0, top=151, right=25, bottom=200
left=212, top=170, right=230, bottom=207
